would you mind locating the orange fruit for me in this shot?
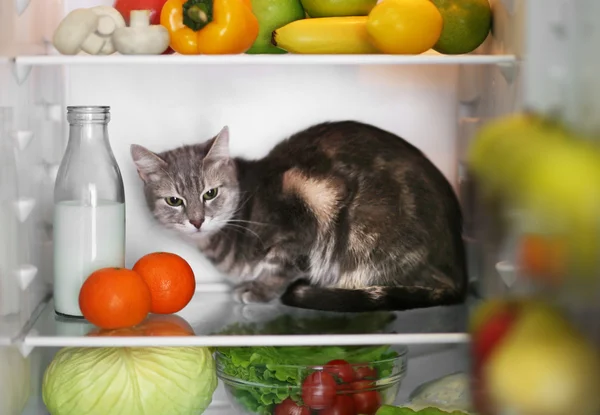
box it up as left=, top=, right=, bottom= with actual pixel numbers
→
left=79, top=267, right=152, bottom=330
left=87, top=314, right=195, bottom=337
left=132, top=252, right=196, bottom=314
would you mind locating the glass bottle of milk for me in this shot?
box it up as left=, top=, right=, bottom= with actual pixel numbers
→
left=53, top=106, right=125, bottom=318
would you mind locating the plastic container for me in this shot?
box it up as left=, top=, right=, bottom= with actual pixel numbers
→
left=215, top=346, right=408, bottom=415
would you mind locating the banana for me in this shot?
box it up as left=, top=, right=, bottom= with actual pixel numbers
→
left=272, top=17, right=380, bottom=54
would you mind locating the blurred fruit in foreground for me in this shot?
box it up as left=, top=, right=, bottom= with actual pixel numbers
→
left=87, top=314, right=195, bottom=337
left=431, top=0, right=492, bottom=54
left=272, top=17, right=380, bottom=54
left=79, top=267, right=152, bottom=329
left=468, top=113, right=600, bottom=280
left=366, top=0, right=443, bottom=55
left=518, top=234, right=567, bottom=285
left=471, top=299, right=600, bottom=415
left=247, top=0, right=305, bottom=54
left=300, top=0, right=377, bottom=17
left=133, top=252, right=196, bottom=314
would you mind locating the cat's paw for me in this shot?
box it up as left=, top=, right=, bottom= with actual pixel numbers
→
left=233, top=282, right=277, bottom=304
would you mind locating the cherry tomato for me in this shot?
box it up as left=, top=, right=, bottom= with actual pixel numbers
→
left=324, top=359, right=355, bottom=384
left=351, top=380, right=382, bottom=415
left=302, top=371, right=338, bottom=410
left=319, top=395, right=356, bottom=415
left=274, top=398, right=311, bottom=415
left=354, top=366, right=378, bottom=380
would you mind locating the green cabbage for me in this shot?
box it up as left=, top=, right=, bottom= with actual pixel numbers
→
left=42, top=346, right=217, bottom=415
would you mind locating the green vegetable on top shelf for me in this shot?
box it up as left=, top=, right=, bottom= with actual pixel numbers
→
left=376, top=405, right=470, bottom=415
left=430, top=0, right=492, bottom=55
left=246, top=0, right=306, bottom=54
left=42, top=346, right=217, bottom=415
left=300, top=0, right=378, bottom=17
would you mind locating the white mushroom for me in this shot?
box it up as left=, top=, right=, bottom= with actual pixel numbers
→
left=86, top=6, right=126, bottom=55
left=52, top=9, right=100, bottom=55
left=113, top=10, right=170, bottom=55
left=52, top=6, right=126, bottom=55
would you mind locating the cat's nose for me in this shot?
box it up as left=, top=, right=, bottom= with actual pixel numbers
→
left=189, top=219, right=204, bottom=229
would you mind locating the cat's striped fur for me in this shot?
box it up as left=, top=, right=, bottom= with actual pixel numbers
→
left=131, top=121, right=467, bottom=312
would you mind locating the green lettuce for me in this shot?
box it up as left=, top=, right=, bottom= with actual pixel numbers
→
left=217, top=345, right=398, bottom=415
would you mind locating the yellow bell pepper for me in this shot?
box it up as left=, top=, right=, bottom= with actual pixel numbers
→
left=160, top=0, right=259, bottom=54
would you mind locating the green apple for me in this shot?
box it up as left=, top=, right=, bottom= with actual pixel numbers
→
left=431, top=0, right=492, bottom=55
left=485, top=302, right=600, bottom=415
left=300, top=0, right=377, bottom=18
left=246, top=0, right=306, bottom=54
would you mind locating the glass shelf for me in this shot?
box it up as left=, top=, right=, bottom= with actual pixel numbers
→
left=22, top=286, right=470, bottom=348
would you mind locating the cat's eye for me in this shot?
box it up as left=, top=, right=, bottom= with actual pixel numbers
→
left=165, top=197, right=183, bottom=207
left=203, top=188, right=219, bottom=201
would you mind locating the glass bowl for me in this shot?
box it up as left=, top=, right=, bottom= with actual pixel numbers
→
left=215, top=345, right=408, bottom=415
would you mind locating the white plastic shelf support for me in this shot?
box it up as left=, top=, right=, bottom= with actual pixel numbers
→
left=14, top=53, right=518, bottom=67
left=10, top=130, right=33, bottom=151
left=14, top=0, right=31, bottom=16
left=11, top=60, right=31, bottom=85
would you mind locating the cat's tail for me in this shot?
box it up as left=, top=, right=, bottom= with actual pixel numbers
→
left=280, top=279, right=466, bottom=313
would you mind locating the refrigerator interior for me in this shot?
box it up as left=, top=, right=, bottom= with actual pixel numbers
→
left=4, top=0, right=595, bottom=414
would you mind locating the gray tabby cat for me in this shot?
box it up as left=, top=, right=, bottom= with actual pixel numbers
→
left=131, top=121, right=467, bottom=312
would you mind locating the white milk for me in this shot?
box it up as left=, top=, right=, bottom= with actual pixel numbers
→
left=53, top=200, right=125, bottom=317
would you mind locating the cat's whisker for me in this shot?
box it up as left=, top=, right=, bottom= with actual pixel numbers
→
left=226, top=219, right=270, bottom=227
left=219, top=222, right=265, bottom=247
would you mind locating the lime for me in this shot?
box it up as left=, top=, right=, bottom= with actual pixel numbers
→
left=247, top=0, right=306, bottom=54
left=300, top=0, right=377, bottom=18
left=431, top=0, right=492, bottom=55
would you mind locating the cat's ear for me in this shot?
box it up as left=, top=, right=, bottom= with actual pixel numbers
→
left=130, top=144, right=167, bottom=183
left=204, top=126, right=230, bottom=162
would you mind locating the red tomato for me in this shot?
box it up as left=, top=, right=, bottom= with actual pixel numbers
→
left=354, top=366, right=378, bottom=380
left=319, top=395, right=356, bottom=415
left=302, top=371, right=338, bottom=410
left=274, top=398, right=311, bottom=415
left=351, top=381, right=382, bottom=415
left=324, top=359, right=355, bottom=384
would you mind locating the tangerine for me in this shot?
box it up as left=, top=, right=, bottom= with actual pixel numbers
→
left=132, top=252, right=196, bottom=314
left=87, top=314, right=195, bottom=337
left=79, top=267, right=151, bottom=329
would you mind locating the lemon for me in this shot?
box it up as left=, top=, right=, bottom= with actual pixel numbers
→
left=431, top=0, right=492, bottom=55
left=366, top=0, right=443, bottom=55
